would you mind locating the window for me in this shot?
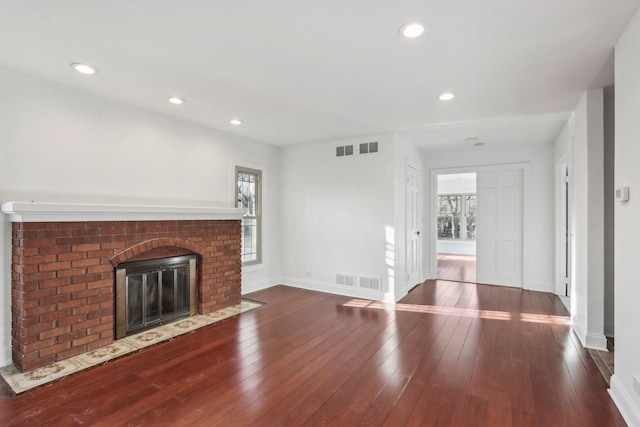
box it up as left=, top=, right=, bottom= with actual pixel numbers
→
left=437, top=194, right=476, bottom=240
left=235, top=166, right=262, bottom=265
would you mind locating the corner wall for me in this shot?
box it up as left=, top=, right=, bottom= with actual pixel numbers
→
left=0, top=67, right=281, bottom=367
left=279, top=134, right=396, bottom=301
left=571, top=89, right=607, bottom=351
left=610, top=8, right=640, bottom=424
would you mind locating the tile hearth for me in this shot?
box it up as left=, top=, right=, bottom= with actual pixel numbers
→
left=0, top=300, right=262, bottom=394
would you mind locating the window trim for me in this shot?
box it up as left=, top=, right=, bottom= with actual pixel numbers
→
left=235, top=166, right=262, bottom=266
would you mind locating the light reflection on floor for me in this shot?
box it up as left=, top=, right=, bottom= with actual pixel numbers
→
left=342, top=299, right=571, bottom=325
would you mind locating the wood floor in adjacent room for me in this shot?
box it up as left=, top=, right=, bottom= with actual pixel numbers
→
left=0, top=282, right=626, bottom=426
left=437, top=253, right=477, bottom=283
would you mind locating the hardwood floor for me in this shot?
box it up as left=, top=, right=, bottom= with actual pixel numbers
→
left=438, top=253, right=477, bottom=282
left=0, top=282, right=626, bottom=426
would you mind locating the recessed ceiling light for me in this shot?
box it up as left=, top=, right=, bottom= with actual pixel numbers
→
left=167, top=97, right=185, bottom=105
left=399, top=22, right=426, bottom=38
left=70, top=63, right=97, bottom=75
left=465, top=137, right=480, bottom=143
left=439, top=92, right=455, bottom=101
left=230, top=119, right=243, bottom=125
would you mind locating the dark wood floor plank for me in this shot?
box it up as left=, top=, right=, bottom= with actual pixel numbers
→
left=0, top=282, right=627, bottom=426
left=437, top=254, right=477, bottom=283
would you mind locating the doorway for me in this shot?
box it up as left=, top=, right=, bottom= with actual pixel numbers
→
left=436, top=173, right=477, bottom=282
left=431, top=165, right=524, bottom=288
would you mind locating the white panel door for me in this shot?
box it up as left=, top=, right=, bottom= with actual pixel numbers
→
left=476, top=169, right=522, bottom=286
left=406, top=164, right=421, bottom=290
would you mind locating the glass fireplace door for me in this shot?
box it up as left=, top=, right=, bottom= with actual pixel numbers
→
left=116, top=255, right=197, bottom=339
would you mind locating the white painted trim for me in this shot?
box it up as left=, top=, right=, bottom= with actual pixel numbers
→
left=609, top=375, right=640, bottom=427
left=572, top=321, right=608, bottom=351
left=281, top=276, right=386, bottom=302
left=1, top=201, right=245, bottom=222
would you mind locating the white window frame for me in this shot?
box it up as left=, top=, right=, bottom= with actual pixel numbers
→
left=235, top=166, right=262, bottom=265
left=437, top=193, right=476, bottom=240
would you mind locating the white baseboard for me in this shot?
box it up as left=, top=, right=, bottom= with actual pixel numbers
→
left=281, top=276, right=385, bottom=301
left=522, top=280, right=555, bottom=293
left=610, top=375, right=640, bottom=427
left=242, top=277, right=280, bottom=295
left=572, top=321, right=608, bottom=351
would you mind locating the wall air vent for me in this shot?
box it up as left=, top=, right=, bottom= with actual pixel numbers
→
left=336, top=145, right=354, bottom=157
left=359, top=141, right=379, bottom=154
left=359, top=276, right=381, bottom=290
left=336, top=273, right=355, bottom=286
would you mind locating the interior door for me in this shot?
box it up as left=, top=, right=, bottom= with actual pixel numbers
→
left=406, top=164, right=421, bottom=291
left=476, top=169, right=522, bottom=286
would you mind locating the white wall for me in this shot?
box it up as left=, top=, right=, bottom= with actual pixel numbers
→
left=0, top=67, right=282, bottom=367
left=437, top=240, right=476, bottom=255
left=279, top=133, right=397, bottom=301
left=422, top=144, right=555, bottom=292
left=571, top=89, right=607, bottom=351
left=437, top=173, right=476, bottom=194
left=610, top=9, right=640, bottom=425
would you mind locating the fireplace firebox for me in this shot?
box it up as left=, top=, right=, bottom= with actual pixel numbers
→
left=115, top=255, right=197, bottom=339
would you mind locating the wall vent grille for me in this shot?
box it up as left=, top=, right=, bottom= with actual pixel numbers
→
left=336, top=145, right=354, bottom=157
left=359, top=141, right=379, bottom=154
left=336, top=273, right=355, bottom=286
left=359, top=276, right=381, bottom=290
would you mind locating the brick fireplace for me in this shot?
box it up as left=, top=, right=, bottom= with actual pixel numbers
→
left=2, top=202, right=245, bottom=372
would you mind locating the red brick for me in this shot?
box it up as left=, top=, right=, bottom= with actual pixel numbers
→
left=39, top=277, right=72, bottom=289
left=38, top=342, right=71, bottom=358
left=39, top=309, right=72, bottom=322
left=58, top=346, right=87, bottom=360
left=57, top=268, right=87, bottom=278
left=57, top=283, right=88, bottom=294
left=58, top=314, right=88, bottom=327
left=57, top=299, right=87, bottom=310
left=72, top=318, right=100, bottom=331
left=40, top=294, right=71, bottom=306
left=39, top=326, right=71, bottom=340
left=38, top=261, right=71, bottom=272
left=72, top=243, right=101, bottom=252
left=21, top=338, right=56, bottom=354
left=87, top=337, right=112, bottom=351
left=72, top=303, right=99, bottom=315
left=58, top=330, right=88, bottom=344
left=57, top=252, right=84, bottom=262
left=56, top=237, right=87, bottom=245
left=71, top=258, right=100, bottom=268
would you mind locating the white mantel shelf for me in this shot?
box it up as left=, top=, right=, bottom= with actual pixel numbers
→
left=1, top=201, right=246, bottom=223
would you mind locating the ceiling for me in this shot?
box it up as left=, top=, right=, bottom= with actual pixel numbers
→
left=1, top=1, right=638, bottom=150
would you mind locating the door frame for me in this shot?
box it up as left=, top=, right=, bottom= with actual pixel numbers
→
left=429, top=162, right=530, bottom=287
left=405, top=161, right=422, bottom=294
left=555, top=155, right=572, bottom=297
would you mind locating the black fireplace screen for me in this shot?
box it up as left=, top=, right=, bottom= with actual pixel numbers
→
left=115, top=255, right=197, bottom=339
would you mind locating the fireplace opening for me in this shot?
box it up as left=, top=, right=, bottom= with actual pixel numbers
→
left=115, top=254, right=197, bottom=339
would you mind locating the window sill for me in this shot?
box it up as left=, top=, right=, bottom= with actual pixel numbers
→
left=242, top=262, right=265, bottom=273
